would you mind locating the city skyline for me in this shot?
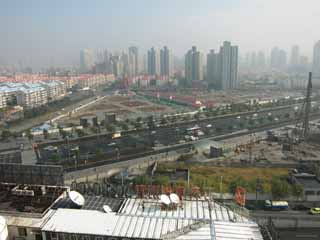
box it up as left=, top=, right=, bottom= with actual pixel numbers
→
left=1, top=0, right=320, bottom=68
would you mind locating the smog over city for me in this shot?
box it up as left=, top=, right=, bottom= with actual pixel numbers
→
left=1, top=1, right=320, bottom=240
left=1, top=0, right=320, bottom=68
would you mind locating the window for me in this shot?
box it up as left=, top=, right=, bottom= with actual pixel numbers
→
left=63, top=234, right=70, bottom=240
left=95, top=237, right=103, bottom=240
left=18, top=228, right=27, bottom=237
left=51, top=232, right=58, bottom=240
left=35, top=233, right=43, bottom=240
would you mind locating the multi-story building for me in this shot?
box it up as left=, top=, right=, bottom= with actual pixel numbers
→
left=160, top=46, right=173, bottom=77
left=80, top=49, right=95, bottom=73
left=0, top=93, right=6, bottom=109
left=313, top=40, right=320, bottom=77
left=16, top=84, right=48, bottom=108
left=59, top=76, right=79, bottom=89
left=39, top=81, right=66, bottom=101
left=77, top=74, right=112, bottom=89
left=128, top=46, right=139, bottom=77
left=147, top=47, right=160, bottom=76
left=270, top=47, right=287, bottom=70
left=0, top=81, right=69, bottom=109
left=185, top=46, right=203, bottom=83
left=206, top=42, right=238, bottom=90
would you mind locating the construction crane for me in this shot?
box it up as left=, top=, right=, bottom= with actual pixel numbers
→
left=301, top=72, right=313, bottom=139
left=292, top=72, right=313, bottom=142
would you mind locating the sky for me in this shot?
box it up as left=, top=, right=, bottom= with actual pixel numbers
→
left=1, top=0, right=320, bottom=68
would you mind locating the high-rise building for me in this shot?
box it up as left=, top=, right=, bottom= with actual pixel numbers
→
left=206, top=41, right=238, bottom=90
left=128, top=46, right=139, bottom=77
left=111, top=55, right=123, bottom=77
left=160, top=46, right=173, bottom=77
left=257, top=51, right=266, bottom=69
left=121, top=52, right=130, bottom=77
left=250, top=52, right=257, bottom=68
left=147, top=47, right=160, bottom=76
left=185, top=46, right=203, bottom=83
left=221, top=41, right=238, bottom=89
left=313, top=40, right=320, bottom=77
left=207, top=50, right=220, bottom=87
left=80, top=49, right=95, bottom=73
left=270, top=47, right=287, bottom=70
left=290, top=45, right=300, bottom=67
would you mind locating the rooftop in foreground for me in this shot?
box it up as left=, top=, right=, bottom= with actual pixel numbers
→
left=42, top=196, right=264, bottom=240
left=0, top=183, right=67, bottom=217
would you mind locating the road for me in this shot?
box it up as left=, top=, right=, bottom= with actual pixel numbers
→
left=9, top=94, right=106, bottom=132
left=277, top=228, right=320, bottom=240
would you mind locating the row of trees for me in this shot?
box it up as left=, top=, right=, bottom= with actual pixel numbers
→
left=133, top=174, right=304, bottom=200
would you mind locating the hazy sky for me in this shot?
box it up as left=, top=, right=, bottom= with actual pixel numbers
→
left=1, top=0, right=320, bottom=68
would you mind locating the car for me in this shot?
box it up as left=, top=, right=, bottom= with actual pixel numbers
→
left=108, top=142, right=116, bottom=147
left=310, top=208, right=320, bottom=215
left=292, top=204, right=309, bottom=211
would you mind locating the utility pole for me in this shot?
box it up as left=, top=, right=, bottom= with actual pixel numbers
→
left=220, top=176, right=223, bottom=200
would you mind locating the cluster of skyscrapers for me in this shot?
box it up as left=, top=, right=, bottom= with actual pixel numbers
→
left=78, top=40, right=320, bottom=90
left=147, top=46, right=174, bottom=77
left=242, top=41, right=320, bottom=75
left=80, top=47, right=139, bottom=78
left=206, top=41, right=239, bottom=90
left=184, top=41, right=239, bottom=90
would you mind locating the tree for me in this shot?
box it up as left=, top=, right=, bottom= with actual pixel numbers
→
left=291, top=184, right=304, bottom=200
left=271, top=177, right=290, bottom=199
left=43, top=129, right=49, bottom=139
left=229, top=177, right=249, bottom=194
left=154, top=176, right=170, bottom=186
left=76, top=128, right=86, bottom=137
left=258, top=118, right=264, bottom=125
left=136, top=116, right=142, bottom=123
left=95, top=148, right=104, bottom=158
left=121, top=123, right=129, bottom=131
left=26, top=129, right=33, bottom=141
left=160, top=118, right=167, bottom=125
left=59, top=129, right=68, bottom=138
left=1, top=130, right=12, bottom=139
left=106, top=124, right=116, bottom=132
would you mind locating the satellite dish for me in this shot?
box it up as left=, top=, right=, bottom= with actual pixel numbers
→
left=68, top=191, right=85, bottom=208
left=103, top=205, right=112, bottom=213
left=169, top=193, right=180, bottom=204
left=160, top=194, right=171, bottom=205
